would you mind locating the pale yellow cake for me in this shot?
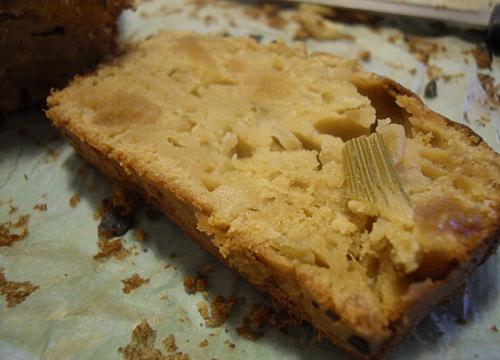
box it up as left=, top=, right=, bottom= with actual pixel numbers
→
left=46, top=31, right=500, bottom=358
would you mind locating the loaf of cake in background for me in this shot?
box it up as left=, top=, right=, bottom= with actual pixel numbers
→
left=0, top=0, right=132, bottom=112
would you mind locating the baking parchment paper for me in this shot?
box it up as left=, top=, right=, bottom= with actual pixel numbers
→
left=1, top=1, right=499, bottom=359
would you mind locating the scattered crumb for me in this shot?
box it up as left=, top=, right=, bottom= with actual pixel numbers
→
left=160, top=294, right=169, bottom=301
left=424, top=79, right=437, bottom=99
left=426, top=65, right=463, bottom=82
left=0, top=214, right=30, bottom=247
left=406, top=36, right=444, bottom=64
left=163, top=334, right=178, bottom=353
left=69, top=194, right=80, bottom=208
left=224, top=339, right=236, bottom=349
left=8, top=205, right=18, bottom=214
left=197, top=301, right=209, bottom=319
left=197, top=296, right=237, bottom=328
left=358, top=50, right=371, bottom=62
left=94, top=238, right=131, bottom=260
left=135, top=228, right=147, bottom=242
left=478, top=73, right=500, bottom=106
left=122, top=273, right=150, bottom=294
left=237, top=304, right=275, bottom=340
left=0, top=268, right=39, bottom=308
left=33, top=203, right=47, bottom=212
left=183, top=275, right=208, bottom=295
left=469, top=47, right=492, bottom=69
left=409, top=68, right=417, bottom=75
left=199, top=339, right=209, bottom=348
left=97, top=186, right=137, bottom=239
left=491, top=325, right=498, bottom=332
left=237, top=303, right=297, bottom=340
left=119, top=320, right=191, bottom=360
left=475, top=114, right=491, bottom=127
left=426, top=65, right=443, bottom=80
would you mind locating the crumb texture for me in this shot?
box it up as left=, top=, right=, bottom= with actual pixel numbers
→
left=122, top=273, right=150, bottom=294
left=119, top=320, right=190, bottom=360
left=0, top=214, right=30, bottom=247
left=47, top=31, right=500, bottom=355
left=0, top=268, right=39, bottom=308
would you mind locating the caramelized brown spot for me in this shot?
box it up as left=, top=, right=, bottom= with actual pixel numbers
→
left=93, top=92, right=162, bottom=127
left=416, top=198, right=484, bottom=240
left=410, top=250, right=460, bottom=282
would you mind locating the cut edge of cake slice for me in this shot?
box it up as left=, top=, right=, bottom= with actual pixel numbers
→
left=46, top=31, right=500, bottom=359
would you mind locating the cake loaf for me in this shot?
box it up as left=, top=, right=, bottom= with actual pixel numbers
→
left=0, top=0, right=132, bottom=111
left=46, top=32, right=500, bottom=359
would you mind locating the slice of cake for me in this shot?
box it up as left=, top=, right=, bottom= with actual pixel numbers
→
left=0, top=0, right=132, bottom=112
left=46, top=31, right=500, bottom=358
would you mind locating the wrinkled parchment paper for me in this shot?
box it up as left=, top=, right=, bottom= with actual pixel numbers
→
left=1, top=1, right=499, bottom=359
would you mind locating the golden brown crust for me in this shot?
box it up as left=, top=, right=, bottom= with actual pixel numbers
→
left=46, top=33, right=500, bottom=359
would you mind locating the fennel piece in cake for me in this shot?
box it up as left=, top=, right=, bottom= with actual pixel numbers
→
left=46, top=32, right=500, bottom=358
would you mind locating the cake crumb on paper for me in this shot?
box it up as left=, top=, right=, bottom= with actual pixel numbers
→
left=0, top=214, right=30, bottom=247
left=237, top=303, right=297, bottom=340
left=119, top=320, right=190, bottom=360
left=199, top=339, right=209, bottom=348
left=69, top=194, right=80, bottom=208
left=183, top=275, right=208, bottom=294
left=94, top=238, right=131, bottom=260
left=122, top=273, right=150, bottom=294
left=163, top=334, right=178, bottom=352
left=197, top=296, right=238, bottom=328
left=359, top=50, right=371, bottom=62
left=33, top=203, right=47, bottom=212
left=0, top=268, right=39, bottom=308
left=468, top=46, right=492, bottom=69
left=478, top=73, right=500, bottom=106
